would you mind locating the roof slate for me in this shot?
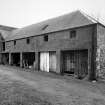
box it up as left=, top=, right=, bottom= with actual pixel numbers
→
left=0, top=25, right=17, bottom=39
left=0, top=25, right=16, bottom=31
left=5, top=10, right=98, bottom=41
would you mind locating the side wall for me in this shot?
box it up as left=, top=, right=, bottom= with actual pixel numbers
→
left=5, top=38, right=34, bottom=52
left=5, top=26, right=93, bottom=52
left=96, top=24, right=105, bottom=79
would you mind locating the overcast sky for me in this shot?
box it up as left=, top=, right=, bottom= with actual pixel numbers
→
left=0, top=0, right=105, bottom=28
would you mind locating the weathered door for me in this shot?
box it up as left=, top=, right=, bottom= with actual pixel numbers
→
left=49, top=52, right=56, bottom=72
left=79, top=51, right=88, bottom=78
left=63, top=50, right=88, bottom=78
left=63, top=52, right=75, bottom=74
left=40, top=52, right=49, bottom=72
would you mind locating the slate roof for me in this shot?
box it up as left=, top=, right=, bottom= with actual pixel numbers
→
left=0, top=25, right=17, bottom=39
left=0, top=25, right=16, bottom=31
left=5, top=10, right=98, bottom=41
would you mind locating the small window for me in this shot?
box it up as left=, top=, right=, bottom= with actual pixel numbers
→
left=70, top=30, right=76, bottom=38
left=2, top=42, right=5, bottom=51
left=44, top=35, right=48, bottom=41
left=26, top=38, right=30, bottom=44
left=14, top=40, right=16, bottom=45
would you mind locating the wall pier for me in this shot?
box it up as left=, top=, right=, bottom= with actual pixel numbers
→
left=20, top=52, right=23, bottom=67
left=34, top=52, right=39, bottom=70
left=56, top=50, right=62, bottom=74
left=9, top=53, right=11, bottom=65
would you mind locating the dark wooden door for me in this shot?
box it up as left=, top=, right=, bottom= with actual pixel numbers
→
left=63, top=50, right=88, bottom=78
left=63, top=52, right=75, bottom=74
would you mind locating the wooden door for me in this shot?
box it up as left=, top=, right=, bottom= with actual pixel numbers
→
left=63, top=52, right=75, bottom=74
left=49, top=52, right=56, bottom=72
left=40, top=52, right=49, bottom=72
left=75, top=50, right=88, bottom=78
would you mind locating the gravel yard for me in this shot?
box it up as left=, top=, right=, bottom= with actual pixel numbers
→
left=0, top=65, right=105, bottom=105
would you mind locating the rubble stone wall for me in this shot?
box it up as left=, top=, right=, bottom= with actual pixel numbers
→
left=96, top=24, right=105, bottom=79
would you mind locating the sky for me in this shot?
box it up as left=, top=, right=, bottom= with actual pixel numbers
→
left=0, top=0, right=105, bottom=28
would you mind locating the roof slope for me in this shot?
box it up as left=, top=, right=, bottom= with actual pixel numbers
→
left=0, top=25, right=17, bottom=31
left=0, top=25, right=17, bottom=39
left=6, top=10, right=98, bottom=41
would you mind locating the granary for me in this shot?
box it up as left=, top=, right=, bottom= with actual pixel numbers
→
left=1, top=10, right=105, bottom=80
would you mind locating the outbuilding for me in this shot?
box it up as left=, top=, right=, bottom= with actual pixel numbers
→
left=2, top=10, right=105, bottom=80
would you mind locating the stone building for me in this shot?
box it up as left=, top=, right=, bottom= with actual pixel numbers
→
left=2, top=10, right=105, bottom=80
left=0, top=25, right=16, bottom=64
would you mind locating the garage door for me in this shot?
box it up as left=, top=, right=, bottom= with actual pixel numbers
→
left=63, top=52, right=75, bottom=74
left=40, top=52, right=49, bottom=72
left=63, top=50, right=88, bottom=78
left=40, top=52, right=57, bottom=72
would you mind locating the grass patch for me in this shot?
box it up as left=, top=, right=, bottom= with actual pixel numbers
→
left=0, top=76, right=54, bottom=105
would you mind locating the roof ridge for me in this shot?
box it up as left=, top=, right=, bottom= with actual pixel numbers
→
left=79, top=10, right=105, bottom=26
left=78, top=10, right=98, bottom=23
left=0, top=25, right=17, bottom=29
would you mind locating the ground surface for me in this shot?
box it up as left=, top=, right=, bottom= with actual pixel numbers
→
left=0, top=65, right=105, bottom=105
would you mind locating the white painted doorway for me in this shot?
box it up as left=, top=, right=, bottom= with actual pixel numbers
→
left=40, top=52, right=49, bottom=72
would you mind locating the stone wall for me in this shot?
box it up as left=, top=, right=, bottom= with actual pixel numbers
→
left=5, top=26, right=93, bottom=52
left=96, top=24, right=105, bottom=79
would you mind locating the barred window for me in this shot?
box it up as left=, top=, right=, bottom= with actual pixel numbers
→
left=44, top=35, right=48, bottom=41
left=70, top=30, right=76, bottom=38
left=14, top=40, right=16, bottom=45
left=3, top=42, right=5, bottom=51
left=26, top=38, right=30, bottom=44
